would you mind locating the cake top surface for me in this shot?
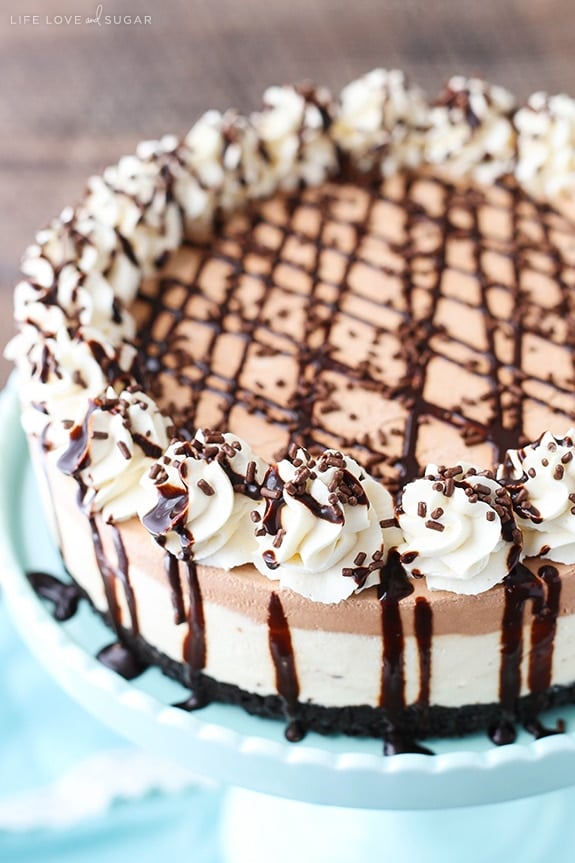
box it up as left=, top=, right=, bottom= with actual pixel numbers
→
left=9, top=69, right=575, bottom=603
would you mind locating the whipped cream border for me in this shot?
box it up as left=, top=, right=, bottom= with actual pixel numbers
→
left=8, top=69, right=575, bottom=601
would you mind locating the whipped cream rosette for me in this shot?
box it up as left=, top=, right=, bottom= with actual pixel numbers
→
left=254, top=84, right=337, bottom=190
left=425, top=76, right=516, bottom=183
left=332, top=68, right=428, bottom=174
left=253, top=448, right=398, bottom=604
left=7, top=325, right=136, bottom=447
left=139, top=431, right=267, bottom=568
left=85, top=151, right=183, bottom=275
left=499, top=430, right=575, bottom=562
left=57, top=387, right=172, bottom=522
left=397, top=465, right=521, bottom=595
left=176, top=110, right=246, bottom=238
left=515, top=91, right=575, bottom=196
left=16, top=214, right=140, bottom=340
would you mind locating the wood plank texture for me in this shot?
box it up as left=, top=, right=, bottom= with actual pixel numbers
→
left=2, top=0, right=575, bottom=383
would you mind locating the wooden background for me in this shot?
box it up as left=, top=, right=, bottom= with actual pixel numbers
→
left=2, top=0, right=575, bottom=385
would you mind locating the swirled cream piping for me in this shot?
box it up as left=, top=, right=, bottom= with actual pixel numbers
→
left=5, top=329, right=136, bottom=446
left=84, top=152, right=184, bottom=276
left=56, top=387, right=172, bottom=522
left=425, top=76, right=516, bottom=184
left=332, top=68, right=428, bottom=174
left=16, top=216, right=139, bottom=343
left=499, top=430, right=575, bottom=563
left=138, top=431, right=267, bottom=568
left=256, top=84, right=337, bottom=190
left=252, top=448, right=398, bottom=604
left=515, top=91, right=575, bottom=197
left=397, top=465, right=521, bottom=595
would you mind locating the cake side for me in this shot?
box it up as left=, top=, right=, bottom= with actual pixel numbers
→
left=35, top=450, right=575, bottom=741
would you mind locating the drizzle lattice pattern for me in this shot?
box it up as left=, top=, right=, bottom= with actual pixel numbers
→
left=135, top=171, right=575, bottom=493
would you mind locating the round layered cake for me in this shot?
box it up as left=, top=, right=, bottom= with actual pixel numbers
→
left=9, top=70, right=575, bottom=750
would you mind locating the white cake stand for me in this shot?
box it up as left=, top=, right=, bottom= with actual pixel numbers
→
left=2, top=378, right=575, bottom=861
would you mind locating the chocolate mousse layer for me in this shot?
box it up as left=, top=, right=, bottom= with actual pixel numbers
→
left=135, top=170, right=575, bottom=492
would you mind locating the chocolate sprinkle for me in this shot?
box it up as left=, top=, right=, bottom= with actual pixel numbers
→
left=197, top=478, right=215, bottom=496
left=117, top=440, right=132, bottom=460
left=425, top=519, right=445, bottom=532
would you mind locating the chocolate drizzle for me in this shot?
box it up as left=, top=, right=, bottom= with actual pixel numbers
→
left=261, top=466, right=286, bottom=535
left=87, top=516, right=140, bottom=639
left=414, top=596, right=433, bottom=708
left=141, top=486, right=189, bottom=544
left=26, top=571, right=83, bottom=621
left=168, top=552, right=208, bottom=710
left=490, top=562, right=563, bottom=745
left=165, top=552, right=186, bottom=625
left=383, top=733, right=434, bottom=757
left=500, top=564, right=543, bottom=714
left=376, top=552, right=437, bottom=754
left=109, top=524, right=139, bottom=636
left=267, top=592, right=305, bottom=741
left=135, top=171, right=575, bottom=489
left=182, top=558, right=206, bottom=676
left=56, top=403, right=96, bottom=476
left=524, top=717, right=566, bottom=740
left=529, top=565, right=561, bottom=693
left=96, top=641, right=148, bottom=680
left=378, top=550, right=414, bottom=720
left=89, top=516, right=122, bottom=634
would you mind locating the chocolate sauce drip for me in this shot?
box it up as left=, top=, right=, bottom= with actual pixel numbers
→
left=378, top=551, right=414, bottom=719
left=529, top=565, right=561, bottom=693
left=499, top=563, right=545, bottom=716
left=524, top=717, right=566, bottom=740
left=165, top=552, right=186, bottom=625
left=225, top=465, right=261, bottom=501
left=300, top=493, right=345, bottom=524
left=488, top=720, right=517, bottom=747
left=285, top=719, right=306, bottom=742
left=26, top=571, right=83, bottom=621
left=96, top=641, right=148, bottom=680
left=414, top=596, right=433, bottom=708
left=89, top=517, right=121, bottom=634
left=131, top=431, right=164, bottom=460
left=262, top=550, right=279, bottom=570
left=57, top=404, right=95, bottom=475
left=182, top=559, right=206, bottom=675
left=141, top=486, right=189, bottom=542
left=267, top=592, right=304, bottom=740
left=173, top=693, right=206, bottom=712
left=261, top=462, right=346, bottom=543
left=88, top=517, right=141, bottom=639
left=261, top=467, right=286, bottom=535
left=383, top=732, right=434, bottom=757
left=174, top=554, right=208, bottom=710
left=490, top=562, right=561, bottom=745
left=109, top=524, right=139, bottom=637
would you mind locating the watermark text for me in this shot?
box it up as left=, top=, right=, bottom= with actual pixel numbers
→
left=10, top=4, right=151, bottom=25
